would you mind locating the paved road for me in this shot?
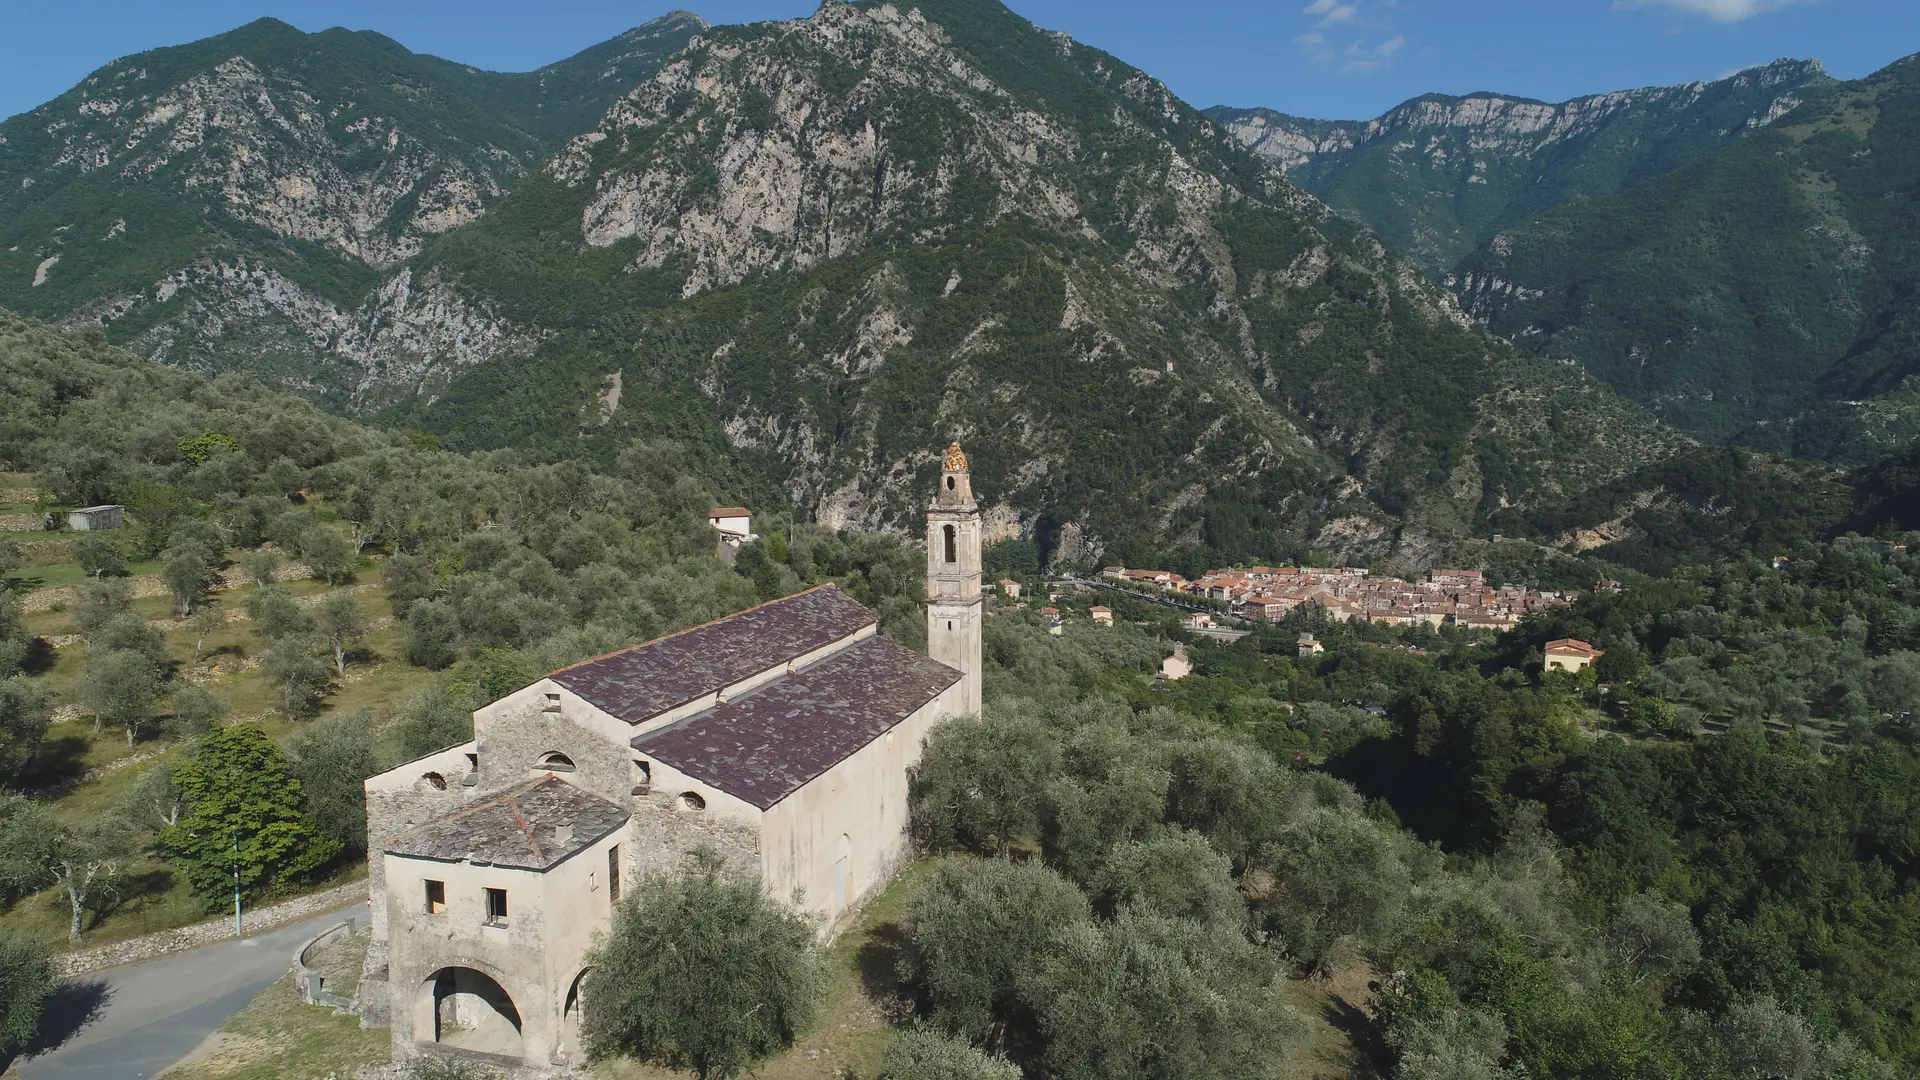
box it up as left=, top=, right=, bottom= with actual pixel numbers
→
left=13, top=904, right=363, bottom=1080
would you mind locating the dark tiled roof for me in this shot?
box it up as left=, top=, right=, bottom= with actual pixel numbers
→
left=551, top=586, right=876, bottom=724
left=384, top=777, right=628, bottom=872
left=633, top=636, right=960, bottom=810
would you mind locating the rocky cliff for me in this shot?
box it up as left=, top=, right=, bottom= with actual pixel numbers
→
left=0, top=12, right=702, bottom=404
left=0, top=0, right=1686, bottom=567
left=1207, top=60, right=1829, bottom=275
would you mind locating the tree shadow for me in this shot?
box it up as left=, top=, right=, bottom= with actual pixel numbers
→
left=21, top=637, right=56, bottom=675
left=23, top=734, right=89, bottom=790
left=854, top=921, right=919, bottom=1024
left=1322, top=985, right=1390, bottom=1077
left=90, top=867, right=177, bottom=929
left=0, top=978, right=114, bottom=1070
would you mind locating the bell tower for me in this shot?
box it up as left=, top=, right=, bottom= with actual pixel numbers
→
left=926, top=441, right=983, bottom=715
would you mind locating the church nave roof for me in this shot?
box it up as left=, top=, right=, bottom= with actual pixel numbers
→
left=633, top=635, right=961, bottom=810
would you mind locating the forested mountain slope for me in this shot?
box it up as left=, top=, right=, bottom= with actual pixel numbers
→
left=0, top=0, right=1703, bottom=568
left=1453, top=53, right=1920, bottom=458
left=1206, top=60, right=1827, bottom=276
left=376, top=0, right=1681, bottom=567
left=0, top=12, right=703, bottom=399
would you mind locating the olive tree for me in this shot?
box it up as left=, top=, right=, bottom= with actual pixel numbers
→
left=581, top=851, right=824, bottom=1079
left=901, top=856, right=1090, bottom=1049
left=879, top=1029, right=1021, bottom=1080
left=0, top=928, right=53, bottom=1054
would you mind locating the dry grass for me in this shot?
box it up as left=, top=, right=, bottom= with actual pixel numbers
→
left=158, top=971, right=390, bottom=1080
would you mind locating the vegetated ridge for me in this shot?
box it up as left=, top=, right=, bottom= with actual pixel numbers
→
left=0, top=11, right=705, bottom=402
left=1206, top=59, right=1828, bottom=278
left=1451, top=53, right=1920, bottom=460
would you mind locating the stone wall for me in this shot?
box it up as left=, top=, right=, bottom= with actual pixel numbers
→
left=52, top=878, right=367, bottom=977
left=474, top=699, right=632, bottom=808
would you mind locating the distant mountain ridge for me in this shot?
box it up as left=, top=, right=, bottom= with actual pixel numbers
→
left=1207, top=59, right=1829, bottom=275
left=1452, top=53, right=1920, bottom=458
left=0, top=12, right=704, bottom=398
left=0, top=0, right=1721, bottom=570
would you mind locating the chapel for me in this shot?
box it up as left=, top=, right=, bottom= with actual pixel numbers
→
left=357, top=443, right=984, bottom=1067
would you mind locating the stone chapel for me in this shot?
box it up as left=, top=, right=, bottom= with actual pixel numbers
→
left=357, top=443, right=984, bottom=1067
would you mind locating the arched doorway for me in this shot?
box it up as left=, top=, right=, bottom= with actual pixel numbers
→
left=417, top=967, right=523, bottom=1058
left=560, top=968, right=591, bottom=1060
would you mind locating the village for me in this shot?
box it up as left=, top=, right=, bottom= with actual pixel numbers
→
left=1091, top=562, right=1581, bottom=632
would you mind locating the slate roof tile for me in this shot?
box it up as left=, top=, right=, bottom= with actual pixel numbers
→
left=633, top=636, right=961, bottom=810
left=385, top=776, right=628, bottom=871
left=551, top=585, right=876, bottom=724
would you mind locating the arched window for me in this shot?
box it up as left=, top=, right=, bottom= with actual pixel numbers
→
left=538, top=752, right=575, bottom=773
left=422, top=772, right=447, bottom=790
left=943, top=524, right=956, bottom=563
left=946, top=475, right=956, bottom=491
left=679, top=791, right=706, bottom=811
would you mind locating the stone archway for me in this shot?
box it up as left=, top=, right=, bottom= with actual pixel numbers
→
left=417, top=966, right=523, bottom=1059
left=559, top=968, right=592, bottom=1060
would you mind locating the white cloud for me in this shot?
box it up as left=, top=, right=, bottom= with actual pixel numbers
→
left=1615, top=0, right=1809, bottom=22
left=1303, top=0, right=1359, bottom=26
left=1296, top=2, right=1405, bottom=76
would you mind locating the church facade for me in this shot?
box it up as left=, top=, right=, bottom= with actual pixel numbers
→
left=357, top=445, right=984, bottom=1068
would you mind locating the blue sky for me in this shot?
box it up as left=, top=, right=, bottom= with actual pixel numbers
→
left=4, top=0, right=1919, bottom=123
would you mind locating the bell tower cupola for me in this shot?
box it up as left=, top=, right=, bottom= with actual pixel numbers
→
left=926, top=442, right=983, bottom=715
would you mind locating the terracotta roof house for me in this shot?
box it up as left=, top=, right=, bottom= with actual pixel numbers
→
left=1543, top=638, right=1605, bottom=673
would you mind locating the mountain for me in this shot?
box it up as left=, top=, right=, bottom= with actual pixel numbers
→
left=1452, top=53, right=1920, bottom=457
left=1206, top=60, right=1829, bottom=276
left=371, top=0, right=1686, bottom=566
left=0, top=0, right=1691, bottom=568
left=0, top=11, right=704, bottom=397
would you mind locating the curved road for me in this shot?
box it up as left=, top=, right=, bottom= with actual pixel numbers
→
left=14, top=904, right=363, bottom=1080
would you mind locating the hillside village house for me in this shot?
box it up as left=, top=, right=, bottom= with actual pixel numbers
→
left=706, top=506, right=752, bottom=544
left=997, top=578, right=1021, bottom=600
left=66, top=504, right=124, bottom=531
left=1089, top=605, right=1112, bottom=625
left=359, top=445, right=985, bottom=1068
left=1544, top=638, right=1605, bottom=673
left=1162, top=648, right=1192, bottom=681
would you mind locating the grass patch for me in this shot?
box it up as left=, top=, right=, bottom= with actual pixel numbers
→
left=158, top=970, right=390, bottom=1080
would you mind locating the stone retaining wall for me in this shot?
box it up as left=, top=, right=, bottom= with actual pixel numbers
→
left=0, top=513, right=48, bottom=532
left=0, top=487, right=38, bottom=504
left=52, top=878, right=367, bottom=977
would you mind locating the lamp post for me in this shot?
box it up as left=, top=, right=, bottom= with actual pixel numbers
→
left=232, top=828, right=242, bottom=938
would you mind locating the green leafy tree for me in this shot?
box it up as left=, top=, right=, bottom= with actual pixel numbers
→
left=909, top=709, right=1064, bottom=855
left=71, top=533, right=126, bottom=578
left=406, top=599, right=461, bottom=670
left=0, top=678, right=52, bottom=787
left=177, top=430, right=242, bottom=466
left=0, top=794, right=131, bottom=943
left=289, top=710, right=377, bottom=853
left=241, top=549, right=280, bottom=589
left=167, top=682, right=228, bottom=736
left=243, top=583, right=311, bottom=640
left=299, top=526, right=354, bottom=586
left=186, top=600, right=226, bottom=667
left=902, top=855, right=1090, bottom=1049
left=72, top=577, right=131, bottom=643
left=0, top=928, right=53, bottom=1054
left=262, top=637, right=332, bottom=719
left=160, top=725, right=341, bottom=906
left=0, top=537, right=17, bottom=578
left=879, top=1029, right=1022, bottom=1080
left=314, top=591, right=368, bottom=677
left=118, top=761, right=184, bottom=832
left=80, top=647, right=161, bottom=743
left=160, top=543, right=217, bottom=617
left=396, top=683, right=476, bottom=758
left=1019, top=909, right=1297, bottom=1080
left=581, top=851, right=825, bottom=1079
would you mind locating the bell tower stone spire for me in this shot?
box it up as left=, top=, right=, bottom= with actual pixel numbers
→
left=926, top=441, right=982, bottom=715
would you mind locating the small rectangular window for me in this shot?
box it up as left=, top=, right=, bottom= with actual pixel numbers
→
left=424, top=879, right=446, bottom=915
left=544, top=693, right=561, bottom=713
left=609, top=846, right=621, bottom=903
left=484, top=887, right=508, bottom=926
